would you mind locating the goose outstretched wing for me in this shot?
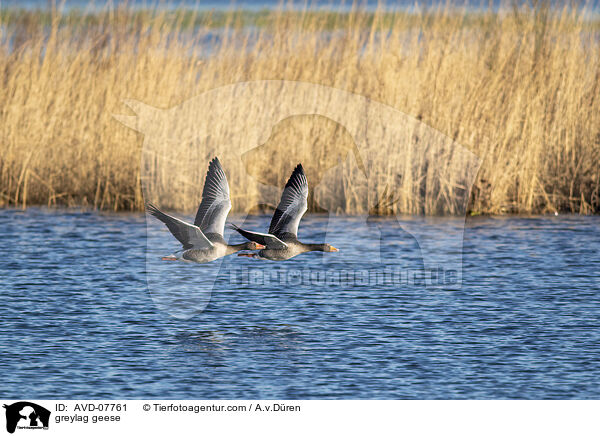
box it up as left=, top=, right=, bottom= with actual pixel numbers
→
left=268, top=164, right=308, bottom=239
left=194, top=157, right=232, bottom=236
left=147, top=203, right=213, bottom=250
left=228, top=223, right=287, bottom=249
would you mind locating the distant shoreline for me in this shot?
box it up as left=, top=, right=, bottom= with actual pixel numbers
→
left=3, top=0, right=600, bottom=13
left=2, top=6, right=599, bottom=30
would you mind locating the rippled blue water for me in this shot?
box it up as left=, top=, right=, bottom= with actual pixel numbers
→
left=1, top=208, right=599, bottom=399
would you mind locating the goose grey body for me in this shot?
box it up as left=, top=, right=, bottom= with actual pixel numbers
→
left=232, top=164, right=338, bottom=261
left=147, top=157, right=264, bottom=263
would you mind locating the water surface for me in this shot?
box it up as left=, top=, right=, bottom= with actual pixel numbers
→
left=0, top=208, right=599, bottom=399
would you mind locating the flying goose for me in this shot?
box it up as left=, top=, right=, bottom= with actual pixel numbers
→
left=147, top=157, right=264, bottom=263
left=231, top=164, right=338, bottom=260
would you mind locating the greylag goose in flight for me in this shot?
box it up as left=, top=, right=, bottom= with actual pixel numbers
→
left=146, top=157, right=264, bottom=263
left=231, top=164, right=338, bottom=260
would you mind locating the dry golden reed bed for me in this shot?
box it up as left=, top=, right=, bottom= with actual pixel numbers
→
left=0, top=3, right=598, bottom=215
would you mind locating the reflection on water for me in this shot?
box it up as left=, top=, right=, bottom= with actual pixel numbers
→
left=0, top=208, right=599, bottom=399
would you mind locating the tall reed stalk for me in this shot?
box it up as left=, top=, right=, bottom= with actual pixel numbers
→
left=0, top=3, right=598, bottom=214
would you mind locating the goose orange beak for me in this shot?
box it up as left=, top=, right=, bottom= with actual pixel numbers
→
left=255, top=244, right=266, bottom=249
left=331, top=246, right=339, bottom=252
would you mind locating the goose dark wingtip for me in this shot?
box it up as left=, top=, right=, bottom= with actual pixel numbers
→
left=145, top=202, right=159, bottom=214
left=206, top=157, right=221, bottom=175
left=205, top=156, right=225, bottom=180
left=285, top=163, right=307, bottom=189
left=209, top=156, right=221, bottom=165
left=207, top=157, right=228, bottom=183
